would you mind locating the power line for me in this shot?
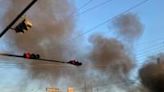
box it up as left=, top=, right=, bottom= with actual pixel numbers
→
left=136, top=49, right=164, bottom=59
left=136, top=41, right=164, bottom=52
left=76, top=0, right=113, bottom=16
left=1, top=41, right=163, bottom=67
left=77, top=0, right=93, bottom=11
left=1, top=35, right=164, bottom=68
left=136, top=42, right=164, bottom=54
left=136, top=52, right=164, bottom=62
left=72, top=0, right=150, bottom=40
left=134, top=40, right=164, bottom=56
left=135, top=37, right=164, bottom=46
left=135, top=45, right=164, bottom=60
left=1, top=47, right=162, bottom=66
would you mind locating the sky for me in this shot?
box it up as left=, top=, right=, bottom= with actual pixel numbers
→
left=74, top=0, right=164, bottom=82
left=75, top=0, right=164, bottom=63
left=0, top=0, right=164, bottom=92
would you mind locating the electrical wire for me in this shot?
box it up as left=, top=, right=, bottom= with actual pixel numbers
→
left=136, top=43, right=164, bottom=55
left=0, top=46, right=163, bottom=68
left=136, top=43, right=164, bottom=53
left=135, top=41, right=164, bottom=55
left=77, top=0, right=93, bottom=11
left=0, top=41, right=164, bottom=68
left=135, top=37, right=164, bottom=46
left=71, top=0, right=150, bottom=41
left=0, top=0, right=151, bottom=67
left=76, top=0, right=113, bottom=16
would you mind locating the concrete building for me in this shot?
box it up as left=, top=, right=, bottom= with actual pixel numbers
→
left=67, top=87, right=74, bottom=92
left=46, top=88, right=60, bottom=92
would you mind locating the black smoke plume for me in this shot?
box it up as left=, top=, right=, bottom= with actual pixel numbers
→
left=139, top=56, right=164, bottom=92
left=1, top=0, right=86, bottom=87
left=0, top=0, right=145, bottom=91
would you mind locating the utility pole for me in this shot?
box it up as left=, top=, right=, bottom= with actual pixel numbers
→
left=91, top=82, right=93, bottom=92
left=157, top=57, right=160, bottom=64
left=0, top=0, right=38, bottom=38
left=84, top=79, right=87, bottom=92
left=96, top=88, right=99, bottom=92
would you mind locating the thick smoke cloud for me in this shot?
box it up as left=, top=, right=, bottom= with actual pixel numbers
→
left=88, top=35, right=133, bottom=82
left=4, top=0, right=77, bottom=59
left=2, top=0, right=86, bottom=87
left=139, top=56, right=164, bottom=92
left=87, top=13, right=144, bottom=83
left=112, top=13, right=143, bottom=42
left=0, top=0, right=145, bottom=91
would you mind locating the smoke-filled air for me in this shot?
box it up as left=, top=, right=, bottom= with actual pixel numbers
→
left=0, top=0, right=162, bottom=92
left=112, top=13, right=143, bottom=42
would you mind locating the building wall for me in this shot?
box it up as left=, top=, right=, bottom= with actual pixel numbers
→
left=67, top=87, right=74, bottom=92
left=47, top=88, right=60, bottom=92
